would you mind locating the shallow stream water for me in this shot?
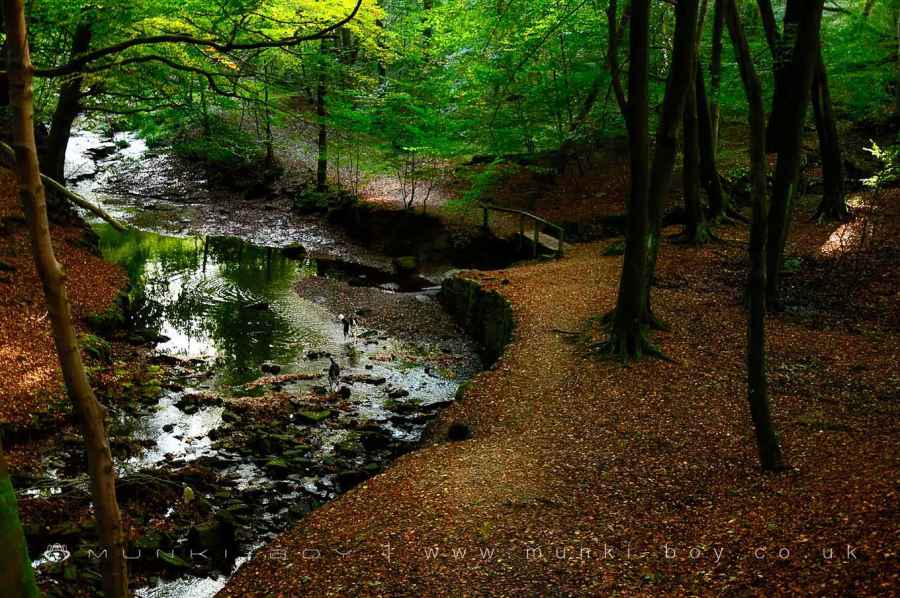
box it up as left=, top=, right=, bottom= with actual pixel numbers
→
left=25, top=131, right=480, bottom=597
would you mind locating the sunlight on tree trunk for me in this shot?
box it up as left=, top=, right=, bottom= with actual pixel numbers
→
left=811, top=52, right=848, bottom=222
left=2, top=0, right=130, bottom=594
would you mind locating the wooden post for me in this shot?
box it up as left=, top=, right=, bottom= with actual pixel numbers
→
left=533, top=221, right=540, bottom=257
left=558, top=227, right=565, bottom=258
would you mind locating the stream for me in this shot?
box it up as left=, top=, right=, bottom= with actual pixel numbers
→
left=23, top=131, right=482, bottom=597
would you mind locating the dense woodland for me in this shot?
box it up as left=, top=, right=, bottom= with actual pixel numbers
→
left=0, top=0, right=898, bottom=596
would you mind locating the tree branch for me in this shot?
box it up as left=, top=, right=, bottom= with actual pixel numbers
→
left=31, top=0, right=363, bottom=78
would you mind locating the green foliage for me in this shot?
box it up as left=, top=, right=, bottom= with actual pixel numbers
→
left=863, top=139, right=900, bottom=189
left=21, top=0, right=898, bottom=197
left=79, top=333, right=113, bottom=363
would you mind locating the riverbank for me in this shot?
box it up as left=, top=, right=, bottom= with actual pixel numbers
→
left=222, top=188, right=899, bottom=595
left=0, top=167, right=127, bottom=443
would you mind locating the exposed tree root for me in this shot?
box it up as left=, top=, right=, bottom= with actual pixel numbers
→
left=589, top=312, right=674, bottom=364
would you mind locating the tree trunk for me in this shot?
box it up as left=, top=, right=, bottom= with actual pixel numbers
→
left=766, top=0, right=825, bottom=308
left=42, top=22, right=92, bottom=183
left=604, top=0, right=651, bottom=359
left=2, top=1, right=130, bottom=595
left=263, top=62, right=275, bottom=168
left=709, top=0, right=724, bottom=148
left=643, top=0, right=700, bottom=324
left=0, top=446, right=39, bottom=598
left=696, top=65, right=728, bottom=220
left=811, top=52, right=848, bottom=221
left=316, top=39, right=328, bottom=192
left=895, top=8, right=900, bottom=119
left=683, top=76, right=707, bottom=243
left=757, top=0, right=846, bottom=222
left=723, top=0, right=787, bottom=472
left=764, top=0, right=801, bottom=154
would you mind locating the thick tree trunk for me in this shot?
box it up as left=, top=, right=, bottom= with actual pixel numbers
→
left=0, top=446, right=39, bottom=598
left=605, top=0, right=651, bottom=358
left=724, top=0, right=786, bottom=473
left=696, top=65, right=728, bottom=220
left=683, top=78, right=707, bottom=243
left=316, top=40, right=328, bottom=192
left=811, top=53, right=848, bottom=221
left=766, top=0, right=825, bottom=308
left=2, top=1, right=130, bottom=595
left=43, top=22, right=92, bottom=182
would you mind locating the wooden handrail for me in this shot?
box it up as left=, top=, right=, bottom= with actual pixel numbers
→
left=480, top=202, right=565, bottom=257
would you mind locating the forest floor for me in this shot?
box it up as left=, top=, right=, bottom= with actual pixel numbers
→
left=0, top=167, right=129, bottom=466
left=223, top=164, right=899, bottom=595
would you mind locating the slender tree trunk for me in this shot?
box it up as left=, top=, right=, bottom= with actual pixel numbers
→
left=709, top=0, right=724, bottom=148
left=724, top=0, right=786, bottom=472
left=42, top=21, right=91, bottom=183
left=757, top=0, right=846, bottom=222
left=766, top=0, right=825, bottom=308
left=895, top=8, right=900, bottom=119
left=316, top=39, right=328, bottom=192
left=3, top=1, right=129, bottom=595
left=643, top=0, right=700, bottom=325
left=263, top=63, right=275, bottom=169
left=811, top=52, right=848, bottom=221
left=607, top=0, right=630, bottom=125
left=683, top=76, right=707, bottom=243
left=0, top=446, right=39, bottom=598
left=603, top=0, right=651, bottom=359
left=696, top=65, right=728, bottom=220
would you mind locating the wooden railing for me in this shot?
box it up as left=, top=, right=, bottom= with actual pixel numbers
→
left=480, top=203, right=565, bottom=257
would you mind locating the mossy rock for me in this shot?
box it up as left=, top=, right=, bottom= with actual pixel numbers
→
left=157, top=551, right=190, bottom=570
left=392, top=255, right=418, bottom=273
left=296, top=409, right=333, bottom=424
left=79, top=333, right=112, bottom=363
left=264, top=458, right=291, bottom=475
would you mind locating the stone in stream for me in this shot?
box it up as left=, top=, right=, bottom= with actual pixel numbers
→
left=188, top=517, right=236, bottom=561
left=342, top=373, right=386, bottom=385
left=264, top=458, right=291, bottom=478
left=261, top=361, right=282, bottom=374
left=386, top=386, right=410, bottom=399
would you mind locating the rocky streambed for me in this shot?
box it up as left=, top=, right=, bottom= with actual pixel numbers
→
left=13, top=130, right=503, bottom=597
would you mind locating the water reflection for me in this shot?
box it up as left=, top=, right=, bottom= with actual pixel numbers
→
left=96, top=225, right=330, bottom=388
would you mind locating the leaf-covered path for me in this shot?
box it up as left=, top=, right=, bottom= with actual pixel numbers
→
left=222, top=207, right=898, bottom=596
